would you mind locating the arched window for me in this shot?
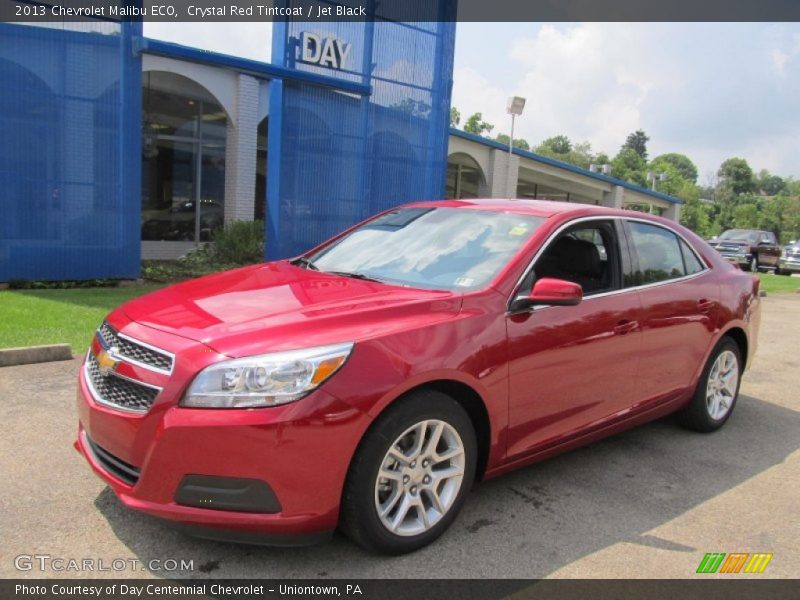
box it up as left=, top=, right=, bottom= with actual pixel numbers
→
left=445, top=153, right=485, bottom=199
left=141, top=71, right=227, bottom=242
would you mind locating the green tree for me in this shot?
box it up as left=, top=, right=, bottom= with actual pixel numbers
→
left=535, top=138, right=595, bottom=169
left=650, top=153, right=699, bottom=183
left=717, top=158, right=754, bottom=195
left=733, top=203, right=759, bottom=229
left=680, top=196, right=712, bottom=238
left=755, top=169, right=785, bottom=196
left=643, top=162, right=685, bottom=196
left=537, top=135, right=572, bottom=155
left=611, top=147, right=647, bottom=186
left=622, top=129, right=650, bottom=160
left=463, top=112, right=494, bottom=136
left=450, top=106, right=461, bottom=128
left=495, top=133, right=530, bottom=150
left=781, top=198, right=800, bottom=243
left=713, top=184, right=739, bottom=232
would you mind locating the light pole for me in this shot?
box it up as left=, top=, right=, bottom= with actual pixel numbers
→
left=647, top=171, right=667, bottom=213
left=506, top=96, right=526, bottom=198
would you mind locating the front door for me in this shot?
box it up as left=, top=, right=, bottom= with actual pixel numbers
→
left=506, top=219, right=644, bottom=458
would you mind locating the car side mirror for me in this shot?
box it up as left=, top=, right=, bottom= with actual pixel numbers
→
left=510, top=277, right=583, bottom=312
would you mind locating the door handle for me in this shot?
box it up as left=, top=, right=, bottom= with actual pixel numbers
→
left=614, top=320, right=638, bottom=335
left=697, top=299, right=716, bottom=314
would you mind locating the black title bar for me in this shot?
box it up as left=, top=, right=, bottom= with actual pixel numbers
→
left=2, top=0, right=800, bottom=23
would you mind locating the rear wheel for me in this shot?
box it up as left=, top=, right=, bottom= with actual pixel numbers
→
left=340, top=390, right=477, bottom=554
left=679, top=337, right=742, bottom=432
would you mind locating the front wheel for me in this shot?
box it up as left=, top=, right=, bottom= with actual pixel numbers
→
left=679, top=337, right=742, bottom=432
left=340, top=390, right=477, bottom=554
left=750, top=255, right=760, bottom=272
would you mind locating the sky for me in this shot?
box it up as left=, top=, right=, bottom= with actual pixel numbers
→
left=144, top=22, right=800, bottom=181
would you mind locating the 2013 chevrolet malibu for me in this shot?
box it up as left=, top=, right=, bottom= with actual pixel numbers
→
left=75, top=199, right=761, bottom=554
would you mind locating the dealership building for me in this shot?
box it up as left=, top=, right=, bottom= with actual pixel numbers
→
left=0, top=17, right=681, bottom=281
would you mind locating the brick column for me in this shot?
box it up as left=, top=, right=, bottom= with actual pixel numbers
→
left=486, top=148, right=520, bottom=198
left=224, top=74, right=259, bottom=223
left=601, top=185, right=625, bottom=209
left=665, top=202, right=682, bottom=222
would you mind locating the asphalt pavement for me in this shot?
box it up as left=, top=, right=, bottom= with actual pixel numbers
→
left=1, top=295, right=798, bottom=579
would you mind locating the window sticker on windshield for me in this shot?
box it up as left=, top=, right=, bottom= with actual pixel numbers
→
left=454, top=276, right=474, bottom=287
left=509, top=224, right=529, bottom=236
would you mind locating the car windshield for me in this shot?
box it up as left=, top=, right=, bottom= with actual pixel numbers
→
left=308, top=207, right=544, bottom=291
left=718, top=229, right=759, bottom=242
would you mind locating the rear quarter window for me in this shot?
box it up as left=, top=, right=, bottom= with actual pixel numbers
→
left=679, top=239, right=705, bottom=275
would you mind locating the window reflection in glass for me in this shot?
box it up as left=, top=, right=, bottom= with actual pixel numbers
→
left=310, top=207, right=544, bottom=291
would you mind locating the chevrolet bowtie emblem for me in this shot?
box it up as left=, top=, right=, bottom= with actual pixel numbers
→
left=96, top=349, right=120, bottom=377
left=95, top=338, right=121, bottom=377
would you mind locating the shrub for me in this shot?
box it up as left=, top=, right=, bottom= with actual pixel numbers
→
left=142, top=220, right=266, bottom=283
left=210, top=219, right=265, bottom=264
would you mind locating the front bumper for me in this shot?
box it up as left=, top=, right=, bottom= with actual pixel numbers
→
left=75, top=330, right=371, bottom=545
left=779, top=257, right=800, bottom=274
left=717, top=252, right=751, bottom=268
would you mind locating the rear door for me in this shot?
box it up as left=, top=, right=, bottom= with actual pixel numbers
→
left=758, top=231, right=781, bottom=269
left=506, top=218, right=644, bottom=457
left=624, top=219, right=719, bottom=405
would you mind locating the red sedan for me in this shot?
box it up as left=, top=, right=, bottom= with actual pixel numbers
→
left=75, top=199, right=760, bottom=554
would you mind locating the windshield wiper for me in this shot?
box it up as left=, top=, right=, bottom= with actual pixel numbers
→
left=291, top=257, right=319, bottom=271
left=325, top=270, right=385, bottom=283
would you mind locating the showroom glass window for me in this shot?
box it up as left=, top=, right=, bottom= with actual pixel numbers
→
left=141, top=71, right=226, bottom=242
left=445, top=153, right=484, bottom=199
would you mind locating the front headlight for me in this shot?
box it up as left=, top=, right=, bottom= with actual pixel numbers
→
left=181, top=342, right=354, bottom=408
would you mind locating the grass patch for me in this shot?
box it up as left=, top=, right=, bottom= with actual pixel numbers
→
left=758, top=273, right=800, bottom=295
left=0, top=285, right=162, bottom=354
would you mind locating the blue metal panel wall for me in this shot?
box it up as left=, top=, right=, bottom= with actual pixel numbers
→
left=268, top=6, right=457, bottom=259
left=0, top=22, right=142, bottom=281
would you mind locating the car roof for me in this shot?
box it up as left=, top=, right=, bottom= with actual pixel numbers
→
left=402, top=198, right=652, bottom=220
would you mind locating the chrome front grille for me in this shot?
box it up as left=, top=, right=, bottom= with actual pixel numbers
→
left=97, top=321, right=173, bottom=373
left=85, top=352, right=160, bottom=413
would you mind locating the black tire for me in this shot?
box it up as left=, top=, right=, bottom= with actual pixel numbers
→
left=679, top=337, right=743, bottom=433
left=340, top=390, right=477, bottom=555
left=750, top=255, right=759, bottom=273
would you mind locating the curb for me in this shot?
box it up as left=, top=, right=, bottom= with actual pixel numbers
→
left=0, top=344, right=73, bottom=367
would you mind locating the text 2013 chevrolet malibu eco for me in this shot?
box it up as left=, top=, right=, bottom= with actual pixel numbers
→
left=76, top=199, right=760, bottom=554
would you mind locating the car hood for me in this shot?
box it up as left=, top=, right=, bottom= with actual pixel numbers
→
left=710, top=239, right=751, bottom=247
left=122, top=262, right=462, bottom=357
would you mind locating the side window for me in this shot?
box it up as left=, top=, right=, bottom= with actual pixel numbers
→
left=765, top=232, right=777, bottom=245
left=531, top=221, right=619, bottom=296
left=679, top=239, right=704, bottom=275
left=627, top=221, right=686, bottom=285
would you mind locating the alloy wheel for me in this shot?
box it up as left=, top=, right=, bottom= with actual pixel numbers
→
left=705, top=349, right=739, bottom=420
left=374, top=419, right=465, bottom=537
